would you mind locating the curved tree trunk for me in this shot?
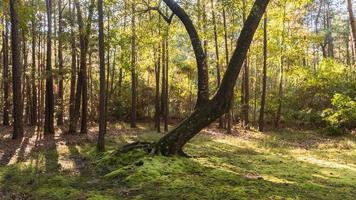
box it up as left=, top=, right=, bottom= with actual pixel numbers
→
left=154, top=0, right=270, bottom=155
left=163, top=0, right=209, bottom=107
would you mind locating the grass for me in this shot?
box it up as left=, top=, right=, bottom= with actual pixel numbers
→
left=0, top=124, right=355, bottom=199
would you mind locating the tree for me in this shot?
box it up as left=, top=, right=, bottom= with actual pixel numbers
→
left=241, top=0, right=250, bottom=128
left=258, top=12, right=268, bottom=132
left=44, top=0, right=55, bottom=134
left=131, top=3, right=137, bottom=128
left=275, top=1, right=287, bottom=128
left=9, top=0, right=24, bottom=139
left=69, top=0, right=77, bottom=133
left=2, top=14, right=10, bottom=126
left=347, top=0, right=356, bottom=53
left=57, top=0, right=64, bottom=126
left=162, top=0, right=209, bottom=107
left=97, top=0, right=106, bottom=152
left=210, top=0, right=223, bottom=128
left=153, top=0, right=270, bottom=156
left=30, top=0, right=37, bottom=126
left=69, top=0, right=95, bottom=134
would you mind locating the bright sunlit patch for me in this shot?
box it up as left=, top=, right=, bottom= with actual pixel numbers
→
left=262, top=174, right=295, bottom=184
left=55, top=141, right=76, bottom=172
left=295, top=155, right=356, bottom=172
left=7, top=131, right=41, bottom=165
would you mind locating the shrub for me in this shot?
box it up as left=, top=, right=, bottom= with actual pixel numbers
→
left=321, top=93, right=356, bottom=135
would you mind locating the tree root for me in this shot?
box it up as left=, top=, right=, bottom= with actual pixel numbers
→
left=121, top=141, right=191, bottom=158
left=121, top=141, right=155, bottom=153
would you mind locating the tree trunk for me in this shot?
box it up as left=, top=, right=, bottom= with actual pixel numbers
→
left=44, top=0, right=55, bottom=134
left=69, top=0, right=77, bottom=133
left=222, top=8, right=232, bottom=133
left=164, top=30, right=169, bottom=132
left=130, top=4, right=137, bottom=128
left=163, top=0, right=209, bottom=107
left=57, top=0, right=64, bottom=126
left=30, top=0, right=37, bottom=126
left=97, top=0, right=106, bottom=152
left=275, top=1, right=287, bottom=129
left=210, top=0, right=223, bottom=128
left=242, top=0, right=250, bottom=128
left=10, top=0, right=24, bottom=138
left=71, top=0, right=95, bottom=134
left=23, top=31, right=31, bottom=126
left=2, top=16, right=10, bottom=126
left=347, top=0, right=356, bottom=53
left=258, top=13, right=267, bottom=132
left=154, top=0, right=270, bottom=155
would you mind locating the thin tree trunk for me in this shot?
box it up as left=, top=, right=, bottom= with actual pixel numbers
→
left=258, top=13, right=267, bottom=132
left=57, top=0, right=64, bottom=125
left=130, top=4, right=137, bottom=128
left=347, top=0, right=356, bottom=53
left=44, top=0, right=55, bottom=134
left=69, top=0, right=77, bottom=132
left=222, top=8, right=232, bottom=133
left=71, top=0, right=95, bottom=134
left=30, top=0, right=37, bottom=126
left=275, top=1, right=287, bottom=128
left=211, top=0, right=222, bottom=128
left=164, top=29, right=169, bottom=132
left=2, top=16, right=10, bottom=126
left=10, top=0, right=24, bottom=138
left=97, top=0, right=106, bottom=152
left=242, top=0, right=250, bottom=128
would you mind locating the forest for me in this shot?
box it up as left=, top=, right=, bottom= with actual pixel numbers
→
left=0, top=0, right=355, bottom=199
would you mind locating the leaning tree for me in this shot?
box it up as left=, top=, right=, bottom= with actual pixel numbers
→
left=126, top=0, right=270, bottom=156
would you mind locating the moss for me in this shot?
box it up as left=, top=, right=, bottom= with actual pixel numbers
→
left=1, top=126, right=355, bottom=199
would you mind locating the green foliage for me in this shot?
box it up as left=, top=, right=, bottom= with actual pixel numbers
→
left=321, top=94, right=356, bottom=135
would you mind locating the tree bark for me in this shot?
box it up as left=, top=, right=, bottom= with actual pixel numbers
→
left=2, top=16, right=10, bottom=126
left=130, top=4, right=137, bottom=128
left=30, top=0, right=37, bottom=126
left=97, top=0, right=106, bottom=152
left=57, top=0, right=64, bottom=126
left=70, top=0, right=95, bottom=134
left=347, top=0, right=356, bottom=53
left=258, top=13, right=267, bottom=132
left=69, top=0, right=77, bottom=133
left=44, top=0, right=55, bottom=134
left=222, top=8, right=233, bottom=133
left=210, top=0, right=223, bottom=128
left=154, top=0, right=270, bottom=155
left=10, top=0, right=24, bottom=138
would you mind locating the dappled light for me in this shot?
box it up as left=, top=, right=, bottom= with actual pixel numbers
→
left=1, top=0, right=356, bottom=199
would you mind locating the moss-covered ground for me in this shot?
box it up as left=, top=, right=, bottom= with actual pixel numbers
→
left=0, top=123, right=355, bottom=199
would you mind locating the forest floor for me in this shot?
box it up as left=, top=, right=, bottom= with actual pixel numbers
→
left=0, top=122, right=355, bottom=200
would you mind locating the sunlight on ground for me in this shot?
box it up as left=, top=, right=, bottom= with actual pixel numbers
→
left=8, top=130, right=42, bottom=165
left=295, top=155, right=356, bottom=172
left=1, top=124, right=355, bottom=199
